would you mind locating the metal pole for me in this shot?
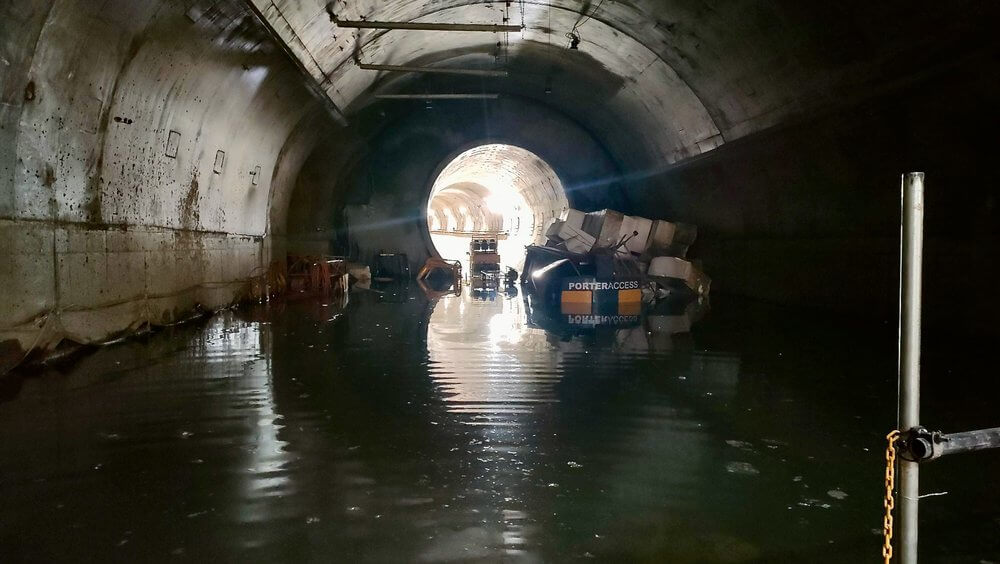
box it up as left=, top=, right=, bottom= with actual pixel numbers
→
left=374, top=93, right=500, bottom=100
left=906, top=427, right=1000, bottom=461
left=332, top=17, right=522, bottom=33
left=898, top=172, right=925, bottom=564
left=359, top=63, right=509, bottom=77
left=934, top=427, right=1000, bottom=458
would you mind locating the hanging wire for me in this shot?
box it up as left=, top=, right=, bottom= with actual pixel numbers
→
left=566, top=0, right=606, bottom=47
left=503, top=1, right=511, bottom=64
left=574, top=0, right=606, bottom=30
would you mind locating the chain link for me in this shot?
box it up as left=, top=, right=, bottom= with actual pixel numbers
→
left=883, top=429, right=900, bottom=563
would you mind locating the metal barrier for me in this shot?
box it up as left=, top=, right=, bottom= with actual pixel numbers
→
left=883, top=173, right=1000, bottom=563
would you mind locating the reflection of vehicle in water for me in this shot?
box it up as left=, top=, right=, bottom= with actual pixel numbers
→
left=472, top=265, right=518, bottom=301
left=523, top=289, right=708, bottom=352
left=471, top=286, right=499, bottom=301
left=469, top=237, right=501, bottom=291
left=524, top=292, right=640, bottom=334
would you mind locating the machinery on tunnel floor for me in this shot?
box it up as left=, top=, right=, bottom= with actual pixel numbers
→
left=285, top=255, right=349, bottom=300
left=522, top=208, right=710, bottom=317
left=373, top=253, right=410, bottom=282
left=416, top=257, right=463, bottom=298
left=522, top=285, right=707, bottom=351
left=468, top=237, right=502, bottom=293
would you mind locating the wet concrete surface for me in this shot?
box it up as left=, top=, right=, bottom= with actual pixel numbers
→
left=1, top=286, right=999, bottom=562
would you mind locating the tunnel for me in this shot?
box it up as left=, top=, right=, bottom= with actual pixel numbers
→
left=427, top=143, right=567, bottom=273
left=2, top=0, right=999, bottom=561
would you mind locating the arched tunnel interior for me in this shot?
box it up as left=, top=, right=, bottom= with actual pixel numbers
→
left=2, top=0, right=999, bottom=561
left=427, top=143, right=567, bottom=272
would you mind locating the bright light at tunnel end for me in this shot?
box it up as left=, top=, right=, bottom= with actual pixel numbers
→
left=427, top=144, right=568, bottom=272
left=484, top=192, right=519, bottom=214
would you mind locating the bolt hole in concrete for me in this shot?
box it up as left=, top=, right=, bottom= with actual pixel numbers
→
left=426, top=144, right=568, bottom=276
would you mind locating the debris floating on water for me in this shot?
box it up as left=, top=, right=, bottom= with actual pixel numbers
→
left=725, top=461, right=759, bottom=476
left=827, top=489, right=848, bottom=500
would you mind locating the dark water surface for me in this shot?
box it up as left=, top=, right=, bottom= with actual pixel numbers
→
left=2, top=287, right=999, bottom=562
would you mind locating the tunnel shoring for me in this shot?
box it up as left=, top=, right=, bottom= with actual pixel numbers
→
left=426, top=144, right=568, bottom=275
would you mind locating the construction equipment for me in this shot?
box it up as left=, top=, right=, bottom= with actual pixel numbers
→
left=469, top=237, right=501, bottom=290
left=417, top=257, right=462, bottom=298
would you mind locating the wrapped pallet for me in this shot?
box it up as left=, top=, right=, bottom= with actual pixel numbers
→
left=560, top=209, right=586, bottom=231
left=622, top=216, right=653, bottom=256
left=545, top=219, right=565, bottom=239
left=644, top=220, right=698, bottom=258
left=582, top=209, right=625, bottom=248
left=558, top=223, right=597, bottom=254
left=648, top=256, right=711, bottom=296
left=543, top=217, right=596, bottom=254
left=618, top=215, right=637, bottom=250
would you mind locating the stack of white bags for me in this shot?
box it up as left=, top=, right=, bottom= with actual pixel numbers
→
left=543, top=208, right=709, bottom=295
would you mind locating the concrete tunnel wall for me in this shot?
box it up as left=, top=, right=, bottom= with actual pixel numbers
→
left=283, top=96, right=625, bottom=272
left=0, top=0, right=332, bottom=365
left=428, top=182, right=500, bottom=233
left=263, top=0, right=999, bottom=339
left=428, top=144, right=568, bottom=240
left=622, top=53, right=1000, bottom=336
left=2, top=0, right=999, bottom=368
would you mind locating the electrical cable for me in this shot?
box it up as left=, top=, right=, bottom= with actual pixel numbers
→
left=566, top=0, right=606, bottom=47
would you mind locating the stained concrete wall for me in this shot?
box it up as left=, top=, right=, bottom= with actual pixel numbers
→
left=623, top=51, right=1000, bottom=336
left=280, top=37, right=998, bottom=337
left=3, top=0, right=998, bottom=370
left=252, top=0, right=997, bottom=202
left=0, top=0, right=327, bottom=366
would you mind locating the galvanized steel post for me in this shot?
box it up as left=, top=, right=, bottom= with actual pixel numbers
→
left=898, top=172, right=925, bottom=563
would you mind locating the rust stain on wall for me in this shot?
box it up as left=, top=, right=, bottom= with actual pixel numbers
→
left=42, top=164, right=55, bottom=188
left=85, top=152, right=103, bottom=223
left=180, top=170, right=201, bottom=227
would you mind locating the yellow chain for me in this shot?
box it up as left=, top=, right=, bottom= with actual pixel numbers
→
left=883, top=429, right=900, bottom=563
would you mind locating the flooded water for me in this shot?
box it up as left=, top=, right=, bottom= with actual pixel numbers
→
left=2, top=287, right=999, bottom=562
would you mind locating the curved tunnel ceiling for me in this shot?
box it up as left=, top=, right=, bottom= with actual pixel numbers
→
left=429, top=182, right=497, bottom=233
left=429, top=143, right=567, bottom=238
left=427, top=143, right=567, bottom=270
left=3, top=0, right=996, bottom=357
left=251, top=0, right=989, bottom=173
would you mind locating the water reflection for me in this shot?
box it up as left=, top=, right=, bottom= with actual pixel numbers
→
left=427, top=292, right=561, bottom=419
left=420, top=290, right=748, bottom=559
left=3, top=287, right=998, bottom=561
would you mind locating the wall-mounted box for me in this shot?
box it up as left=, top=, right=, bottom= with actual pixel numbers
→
left=165, top=130, right=180, bottom=158
left=213, top=150, right=225, bottom=174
